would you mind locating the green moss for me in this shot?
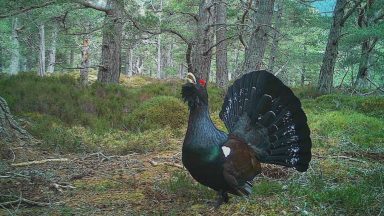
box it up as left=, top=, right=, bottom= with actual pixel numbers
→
left=94, top=127, right=179, bottom=154
left=252, top=180, right=282, bottom=196
left=303, top=94, right=384, bottom=118
left=292, top=86, right=322, bottom=99
left=74, top=179, right=122, bottom=192
left=309, top=111, right=383, bottom=149
left=287, top=167, right=384, bottom=215
left=125, top=96, right=188, bottom=131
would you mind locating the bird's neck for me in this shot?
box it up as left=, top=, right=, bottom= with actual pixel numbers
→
left=184, top=105, right=225, bottom=148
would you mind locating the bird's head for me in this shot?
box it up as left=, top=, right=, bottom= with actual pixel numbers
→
left=182, top=73, right=208, bottom=109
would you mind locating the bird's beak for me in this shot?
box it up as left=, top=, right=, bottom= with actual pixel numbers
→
left=186, top=73, right=196, bottom=84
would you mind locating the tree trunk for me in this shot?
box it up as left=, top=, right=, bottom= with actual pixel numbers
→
left=232, top=47, right=241, bottom=80
left=97, top=0, right=124, bottom=83
left=301, top=45, right=307, bottom=87
left=157, top=34, right=162, bottom=79
left=0, top=96, right=33, bottom=144
left=9, top=17, right=20, bottom=75
left=317, top=0, right=347, bottom=93
left=192, top=0, right=215, bottom=82
left=179, top=63, right=185, bottom=79
left=38, top=24, right=46, bottom=77
left=70, top=48, right=75, bottom=67
left=243, top=0, right=275, bottom=73
left=47, top=23, right=58, bottom=73
left=124, top=49, right=129, bottom=76
left=0, top=46, right=3, bottom=72
left=162, top=43, right=173, bottom=68
left=20, top=56, right=27, bottom=72
left=215, top=0, right=228, bottom=88
left=166, top=43, right=173, bottom=68
left=268, top=1, right=282, bottom=72
left=354, top=40, right=370, bottom=88
left=157, top=0, right=163, bottom=79
left=80, top=36, right=90, bottom=85
left=129, top=48, right=133, bottom=77
left=354, top=1, right=377, bottom=89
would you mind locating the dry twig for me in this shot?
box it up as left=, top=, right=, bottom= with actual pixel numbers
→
left=11, top=158, right=69, bottom=167
left=149, top=160, right=184, bottom=169
left=0, top=197, right=59, bottom=207
left=51, top=183, right=76, bottom=193
left=313, top=154, right=367, bottom=164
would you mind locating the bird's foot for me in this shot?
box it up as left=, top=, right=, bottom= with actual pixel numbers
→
left=213, top=190, right=229, bottom=209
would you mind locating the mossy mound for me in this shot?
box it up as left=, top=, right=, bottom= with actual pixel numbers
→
left=303, top=94, right=384, bottom=118
left=309, top=111, right=384, bottom=149
left=126, top=96, right=188, bottom=131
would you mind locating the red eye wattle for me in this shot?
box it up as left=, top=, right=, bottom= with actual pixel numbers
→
left=199, top=79, right=206, bottom=87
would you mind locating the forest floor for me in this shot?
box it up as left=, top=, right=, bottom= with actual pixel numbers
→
left=1, top=144, right=307, bottom=215
left=0, top=73, right=383, bottom=215
left=1, top=141, right=383, bottom=215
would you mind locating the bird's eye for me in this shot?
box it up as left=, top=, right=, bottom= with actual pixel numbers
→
left=199, top=79, right=206, bottom=87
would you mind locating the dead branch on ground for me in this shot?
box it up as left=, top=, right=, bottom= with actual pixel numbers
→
left=11, top=158, right=69, bottom=167
left=149, top=160, right=184, bottom=169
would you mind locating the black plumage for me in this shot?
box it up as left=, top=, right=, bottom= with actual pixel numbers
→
left=181, top=70, right=312, bottom=207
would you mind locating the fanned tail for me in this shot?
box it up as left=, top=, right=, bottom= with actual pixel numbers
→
left=219, top=70, right=311, bottom=172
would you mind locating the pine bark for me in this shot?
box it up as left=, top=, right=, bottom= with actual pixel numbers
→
left=70, top=48, right=75, bottom=67
left=268, top=1, right=282, bottom=73
left=80, top=36, right=90, bottom=85
left=157, top=34, right=163, bottom=79
left=243, top=0, right=275, bottom=73
left=215, top=0, right=228, bottom=88
left=0, top=45, right=3, bottom=72
left=10, top=17, right=20, bottom=75
left=38, top=24, right=46, bottom=77
left=129, top=48, right=133, bottom=77
left=47, top=23, right=58, bottom=73
left=157, top=0, right=163, bottom=79
left=97, top=0, right=124, bottom=83
left=301, top=45, right=307, bottom=87
left=192, top=0, right=215, bottom=82
left=354, top=1, right=379, bottom=89
left=0, top=96, right=32, bottom=143
left=179, top=63, right=185, bottom=79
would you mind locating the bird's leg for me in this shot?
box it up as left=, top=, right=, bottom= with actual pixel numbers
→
left=214, top=190, right=229, bottom=209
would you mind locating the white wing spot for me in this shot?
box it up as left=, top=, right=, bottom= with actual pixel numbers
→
left=222, top=146, right=231, bottom=157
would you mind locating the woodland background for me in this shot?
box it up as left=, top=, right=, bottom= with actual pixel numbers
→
left=0, top=0, right=383, bottom=215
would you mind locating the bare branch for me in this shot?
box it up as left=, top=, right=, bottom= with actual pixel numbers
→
left=0, top=197, right=60, bottom=207
left=164, top=9, right=198, bottom=22
left=203, top=35, right=236, bottom=56
left=11, top=158, right=69, bottom=167
left=238, top=0, right=252, bottom=48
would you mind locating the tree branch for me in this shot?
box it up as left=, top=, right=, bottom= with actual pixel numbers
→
left=238, top=0, right=252, bottom=48
left=0, top=1, right=56, bottom=19
left=164, top=9, right=198, bottom=22
left=203, top=35, right=236, bottom=56
left=0, top=197, right=59, bottom=207
left=11, top=158, right=69, bottom=167
left=341, top=0, right=363, bottom=24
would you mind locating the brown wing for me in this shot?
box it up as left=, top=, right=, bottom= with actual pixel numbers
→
left=222, top=135, right=262, bottom=196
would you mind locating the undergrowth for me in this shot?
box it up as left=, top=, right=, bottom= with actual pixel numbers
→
left=0, top=72, right=383, bottom=215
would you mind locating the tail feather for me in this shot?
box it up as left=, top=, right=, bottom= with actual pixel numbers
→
left=220, top=70, right=312, bottom=172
